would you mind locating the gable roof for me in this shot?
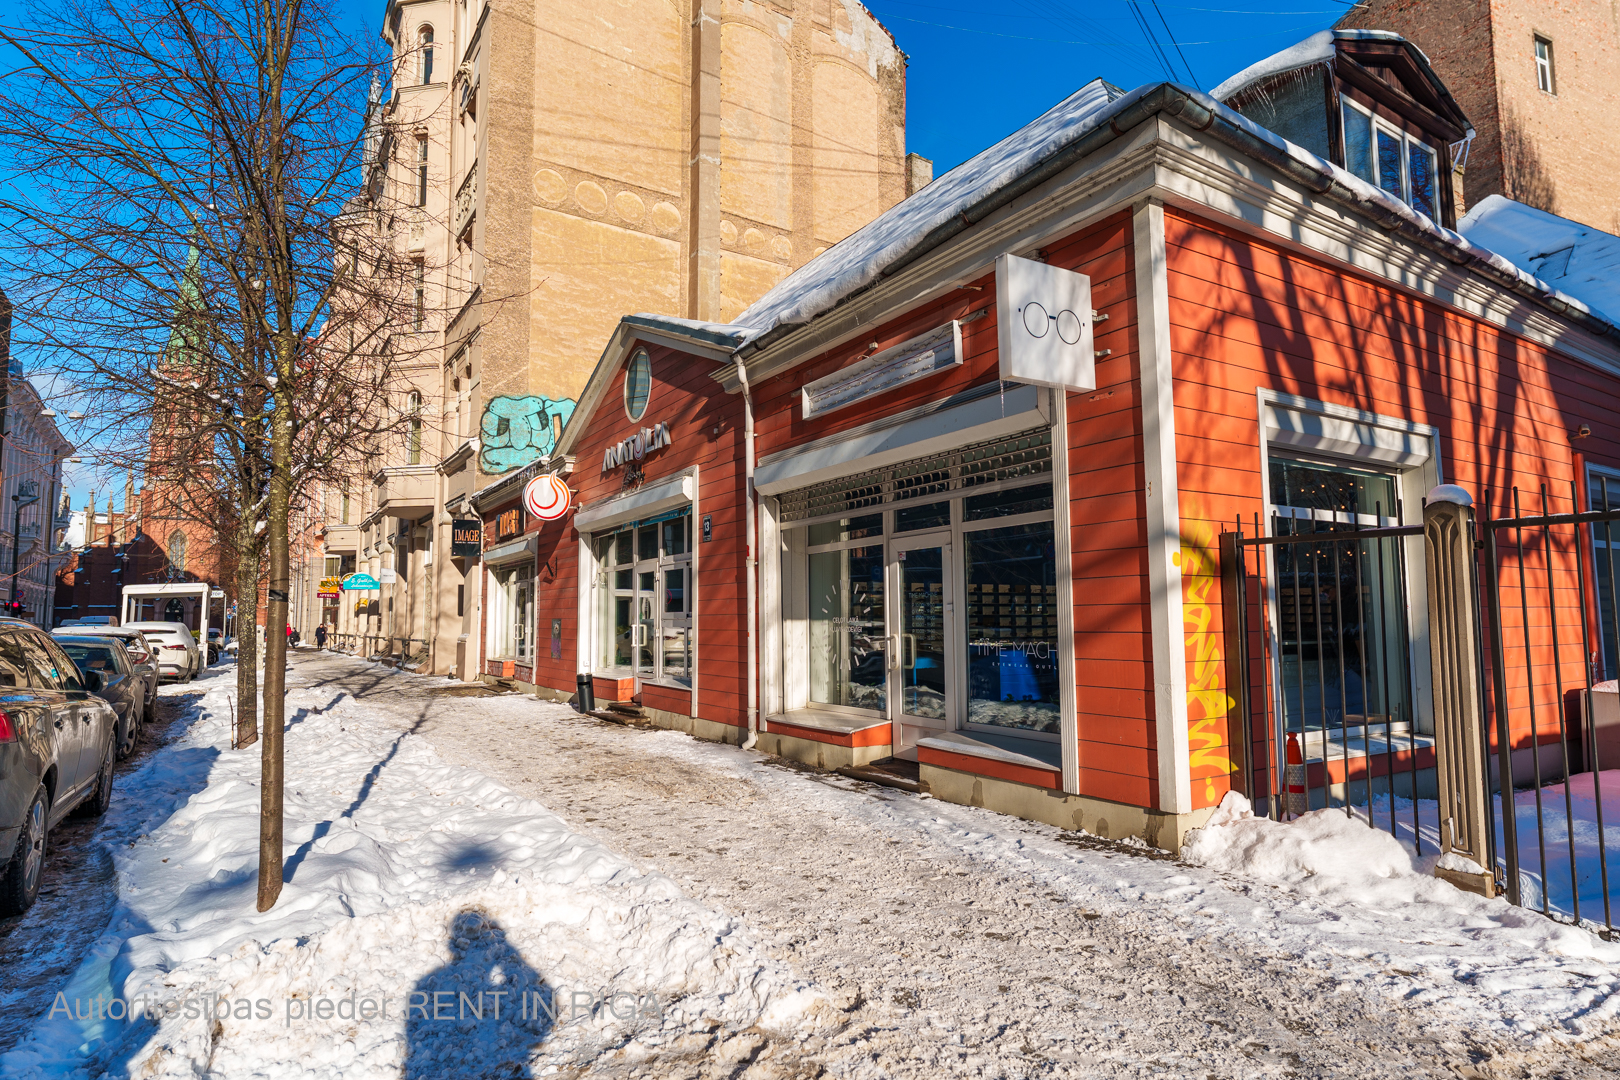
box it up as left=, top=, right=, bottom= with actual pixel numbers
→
left=1211, top=28, right=1470, bottom=141
left=1459, top=195, right=1620, bottom=328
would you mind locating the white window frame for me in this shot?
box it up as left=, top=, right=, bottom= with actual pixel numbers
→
left=1535, top=35, right=1555, bottom=94
left=1256, top=391, right=1440, bottom=742
left=1587, top=464, right=1620, bottom=680
left=1339, top=95, right=1440, bottom=218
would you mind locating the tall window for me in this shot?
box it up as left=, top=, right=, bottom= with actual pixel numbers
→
left=407, top=392, right=422, bottom=465
left=416, top=137, right=429, bottom=206
left=418, top=26, right=435, bottom=85
left=167, top=529, right=188, bottom=573
left=595, top=511, right=693, bottom=686
left=412, top=261, right=425, bottom=331
left=1590, top=467, right=1620, bottom=680
left=1535, top=36, right=1555, bottom=94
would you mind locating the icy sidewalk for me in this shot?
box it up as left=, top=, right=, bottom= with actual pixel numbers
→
left=0, top=668, right=820, bottom=1080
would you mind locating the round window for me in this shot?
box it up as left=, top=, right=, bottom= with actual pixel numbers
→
left=624, top=347, right=652, bottom=422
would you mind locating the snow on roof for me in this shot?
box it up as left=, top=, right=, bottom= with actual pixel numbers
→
left=1209, top=29, right=1335, bottom=101
left=711, top=78, right=1610, bottom=366
left=1209, top=28, right=1421, bottom=102
left=731, top=78, right=1127, bottom=345
left=621, top=313, right=753, bottom=350
left=1458, top=195, right=1620, bottom=327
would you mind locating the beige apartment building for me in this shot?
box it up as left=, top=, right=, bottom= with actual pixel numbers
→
left=310, top=0, right=923, bottom=673
left=1339, top=0, right=1620, bottom=231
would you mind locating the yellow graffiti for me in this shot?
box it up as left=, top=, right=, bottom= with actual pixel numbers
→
left=1174, top=516, right=1236, bottom=808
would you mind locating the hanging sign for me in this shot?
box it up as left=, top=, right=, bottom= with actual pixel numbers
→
left=341, top=572, right=380, bottom=591
left=602, top=421, right=672, bottom=473
left=451, top=519, right=482, bottom=557
left=378, top=568, right=398, bottom=584
left=996, top=253, right=1096, bottom=392
left=800, top=320, right=963, bottom=419
left=523, top=474, right=572, bottom=520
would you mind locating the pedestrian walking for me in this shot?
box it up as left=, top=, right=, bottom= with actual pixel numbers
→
left=315, top=624, right=328, bottom=649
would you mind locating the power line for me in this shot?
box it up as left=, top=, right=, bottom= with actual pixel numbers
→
left=1149, top=0, right=1201, bottom=88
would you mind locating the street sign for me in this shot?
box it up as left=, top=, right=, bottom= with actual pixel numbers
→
left=341, top=573, right=380, bottom=591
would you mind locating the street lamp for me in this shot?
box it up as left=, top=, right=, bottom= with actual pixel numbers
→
left=9, top=479, right=40, bottom=619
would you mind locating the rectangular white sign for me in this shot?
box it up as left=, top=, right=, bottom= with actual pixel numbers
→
left=800, top=320, right=963, bottom=420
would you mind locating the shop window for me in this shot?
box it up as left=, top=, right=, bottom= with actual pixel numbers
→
left=595, top=509, right=691, bottom=685
left=807, top=526, right=887, bottom=713
left=964, top=521, right=1060, bottom=734
left=1268, top=455, right=1410, bottom=736
left=490, top=563, right=533, bottom=662
left=779, top=446, right=1061, bottom=742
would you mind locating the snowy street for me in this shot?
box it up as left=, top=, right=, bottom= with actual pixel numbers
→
left=5, top=653, right=1620, bottom=1078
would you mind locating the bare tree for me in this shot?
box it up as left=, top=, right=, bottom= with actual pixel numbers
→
left=0, top=0, right=432, bottom=910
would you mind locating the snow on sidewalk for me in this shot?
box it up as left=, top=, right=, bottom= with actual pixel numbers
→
left=0, top=668, right=821, bottom=1080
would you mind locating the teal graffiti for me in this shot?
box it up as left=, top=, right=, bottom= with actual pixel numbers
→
left=479, top=394, right=577, bottom=473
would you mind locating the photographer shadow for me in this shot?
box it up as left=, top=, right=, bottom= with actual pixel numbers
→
left=403, top=909, right=554, bottom=1079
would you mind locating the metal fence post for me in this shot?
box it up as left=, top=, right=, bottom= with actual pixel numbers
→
left=1424, top=485, right=1495, bottom=897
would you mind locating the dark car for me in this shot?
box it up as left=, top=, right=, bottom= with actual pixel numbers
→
left=0, top=619, right=118, bottom=916
left=54, top=636, right=145, bottom=759
left=52, top=626, right=159, bottom=725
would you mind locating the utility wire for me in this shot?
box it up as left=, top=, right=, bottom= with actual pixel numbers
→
left=1150, top=0, right=1201, bottom=87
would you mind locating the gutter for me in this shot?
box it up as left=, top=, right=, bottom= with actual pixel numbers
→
left=738, top=356, right=759, bottom=751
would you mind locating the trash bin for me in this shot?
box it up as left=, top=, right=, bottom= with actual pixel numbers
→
left=576, top=673, right=595, bottom=713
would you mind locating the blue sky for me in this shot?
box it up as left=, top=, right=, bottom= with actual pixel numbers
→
left=22, top=0, right=1353, bottom=515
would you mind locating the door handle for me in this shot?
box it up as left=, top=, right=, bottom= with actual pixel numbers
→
left=902, top=634, right=916, bottom=669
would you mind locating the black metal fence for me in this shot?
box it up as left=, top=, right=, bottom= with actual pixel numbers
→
left=1224, top=481, right=1620, bottom=936
left=1224, top=511, right=1432, bottom=853
left=1478, top=483, right=1619, bottom=933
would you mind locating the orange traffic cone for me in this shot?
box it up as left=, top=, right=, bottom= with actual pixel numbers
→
left=1284, top=731, right=1307, bottom=820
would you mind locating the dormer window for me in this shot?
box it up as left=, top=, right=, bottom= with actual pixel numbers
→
left=1341, top=97, right=1439, bottom=222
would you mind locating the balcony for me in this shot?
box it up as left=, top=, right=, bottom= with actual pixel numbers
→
left=321, top=523, right=361, bottom=553
left=373, top=465, right=436, bottom=519
left=453, top=164, right=477, bottom=236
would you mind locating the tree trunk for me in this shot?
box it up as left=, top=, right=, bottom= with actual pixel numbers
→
left=257, top=359, right=294, bottom=913
left=233, top=521, right=261, bottom=749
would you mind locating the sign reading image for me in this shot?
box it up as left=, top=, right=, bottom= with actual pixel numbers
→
left=995, top=253, right=1096, bottom=392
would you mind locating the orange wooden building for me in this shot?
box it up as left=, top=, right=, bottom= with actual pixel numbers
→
left=468, top=37, right=1620, bottom=848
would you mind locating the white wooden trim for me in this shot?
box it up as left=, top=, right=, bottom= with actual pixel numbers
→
left=1050, top=387, right=1080, bottom=794
left=1135, top=200, right=1192, bottom=814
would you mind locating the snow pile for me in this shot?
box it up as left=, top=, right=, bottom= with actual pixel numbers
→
left=1460, top=194, right=1620, bottom=328
left=1183, top=792, right=1618, bottom=968
left=0, top=674, right=821, bottom=1080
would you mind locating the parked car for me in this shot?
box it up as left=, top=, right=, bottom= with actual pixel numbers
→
left=123, top=622, right=200, bottom=682
left=0, top=618, right=118, bottom=916
left=52, top=626, right=159, bottom=721
left=53, top=636, right=145, bottom=759
left=205, top=628, right=225, bottom=665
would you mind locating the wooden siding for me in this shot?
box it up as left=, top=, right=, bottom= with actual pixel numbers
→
left=1165, top=207, right=1620, bottom=810
left=526, top=340, right=746, bottom=725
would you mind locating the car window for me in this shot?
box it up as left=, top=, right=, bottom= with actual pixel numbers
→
left=40, top=637, right=88, bottom=691
left=0, top=634, right=27, bottom=689
left=18, top=635, right=68, bottom=690
left=60, top=644, right=116, bottom=671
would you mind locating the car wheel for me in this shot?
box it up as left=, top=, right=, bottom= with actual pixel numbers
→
left=116, top=713, right=134, bottom=760
left=0, top=785, right=48, bottom=916
left=79, top=739, right=115, bottom=818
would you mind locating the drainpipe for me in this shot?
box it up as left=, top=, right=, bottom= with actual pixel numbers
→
left=737, top=356, right=759, bottom=751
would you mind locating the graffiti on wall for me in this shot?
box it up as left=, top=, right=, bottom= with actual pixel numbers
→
left=1174, top=516, right=1237, bottom=809
left=479, top=395, right=577, bottom=473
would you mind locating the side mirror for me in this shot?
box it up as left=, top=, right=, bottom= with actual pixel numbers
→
left=83, top=669, right=104, bottom=694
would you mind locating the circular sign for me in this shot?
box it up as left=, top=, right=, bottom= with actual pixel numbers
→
left=524, top=474, right=572, bottom=520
